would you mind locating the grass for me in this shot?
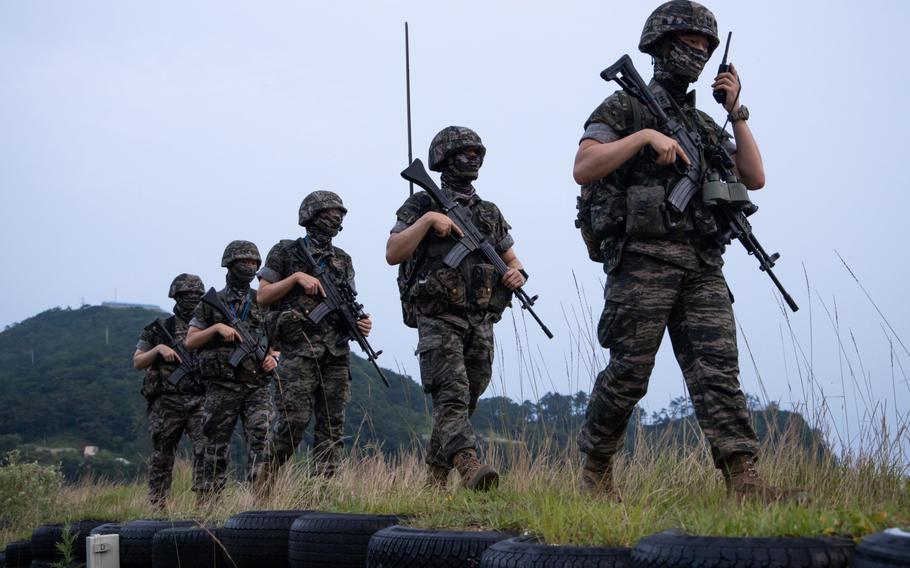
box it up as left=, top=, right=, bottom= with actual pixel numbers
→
left=2, top=425, right=907, bottom=549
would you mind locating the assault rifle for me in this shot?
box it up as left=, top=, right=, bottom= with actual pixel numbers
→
left=400, top=159, right=554, bottom=339
left=200, top=288, right=272, bottom=370
left=704, top=145, right=800, bottom=312
left=287, top=239, right=390, bottom=387
left=144, top=317, right=197, bottom=385
left=600, top=54, right=703, bottom=213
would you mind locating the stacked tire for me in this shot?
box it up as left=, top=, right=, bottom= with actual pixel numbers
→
left=118, top=520, right=197, bottom=568
left=289, top=512, right=404, bottom=568
left=631, top=530, right=855, bottom=567
left=153, top=526, right=228, bottom=568
left=30, top=521, right=111, bottom=568
left=481, top=535, right=632, bottom=567
left=4, top=539, right=32, bottom=567
left=853, top=528, right=910, bottom=567
left=222, top=510, right=312, bottom=568
left=367, top=525, right=515, bottom=567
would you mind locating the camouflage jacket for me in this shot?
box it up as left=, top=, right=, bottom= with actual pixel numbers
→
left=136, top=314, right=203, bottom=400
left=258, top=238, right=355, bottom=358
left=393, top=190, right=514, bottom=321
left=189, top=285, right=270, bottom=387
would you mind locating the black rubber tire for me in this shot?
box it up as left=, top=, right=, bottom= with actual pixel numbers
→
left=480, top=535, right=632, bottom=567
left=152, top=526, right=227, bottom=568
left=29, top=520, right=111, bottom=562
left=4, top=540, right=32, bottom=567
left=367, top=525, right=516, bottom=568
left=29, top=525, right=63, bottom=561
left=119, top=519, right=198, bottom=568
left=632, top=530, right=855, bottom=567
left=222, top=509, right=312, bottom=568
left=853, top=529, right=910, bottom=567
left=288, top=512, right=405, bottom=568
left=89, top=523, right=123, bottom=537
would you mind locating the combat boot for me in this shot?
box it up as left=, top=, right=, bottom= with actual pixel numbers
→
left=426, top=464, right=450, bottom=490
left=722, top=454, right=808, bottom=505
left=579, top=455, right=621, bottom=502
left=452, top=449, right=499, bottom=491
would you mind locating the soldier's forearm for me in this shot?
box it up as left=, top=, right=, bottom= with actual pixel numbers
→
left=132, top=347, right=158, bottom=370
left=385, top=217, right=431, bottom=265
left=573, top=131, right=651, bottom=185
left=732, top=119, right=764, bottom=190
left=257, top=277, right=296, bottom=307
left=185, top=325, right=217, bottom=350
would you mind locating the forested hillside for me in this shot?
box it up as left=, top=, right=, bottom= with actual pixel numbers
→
left=0, top=306, right=829, bottom=480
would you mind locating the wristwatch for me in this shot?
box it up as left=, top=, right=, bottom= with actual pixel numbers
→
left=728, top=105, right=749, bottom=123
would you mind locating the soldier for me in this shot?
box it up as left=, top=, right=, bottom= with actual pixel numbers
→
left=256, top=191, right=372, bottom=477
left=386, top=126, right=526, bottom=491
left=573, top=1, right=802, bottom=502
left=185, top=240, right=278, bottom=500
left=132, top=273, right=207, bottom=509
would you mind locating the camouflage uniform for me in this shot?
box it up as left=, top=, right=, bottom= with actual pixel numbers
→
left=576, top=1, right=760, bottom=470
left=258, top=237, right=356, bottom=476
left=393, top=127, right=515, bottom=471
left=190, top=243, right=272, bottom=494
left=137, top=312, right=206, bottom=506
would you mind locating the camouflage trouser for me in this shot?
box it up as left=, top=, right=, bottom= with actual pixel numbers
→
left=147, top=393, right=205, bottom=505
left=578, top=252, right=759, bottom=468
left=416, top=314, right=494, bottom=469
left=269, top=349, right=351, bottom=476
left=199, top=380, right=271, bottom=494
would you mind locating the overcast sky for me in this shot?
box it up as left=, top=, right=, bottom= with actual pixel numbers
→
left=1, top=1, right=907, bottom=454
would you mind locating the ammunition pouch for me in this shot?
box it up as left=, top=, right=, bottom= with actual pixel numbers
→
left=471, top=264, right=496, bottom=310
left=197, top=348, right=233, bottom=381
left=576, top=181, right=627, bottom=263
left=625, top=185, right=669, bottom=237
left=276, top=309, right=307, bottom=344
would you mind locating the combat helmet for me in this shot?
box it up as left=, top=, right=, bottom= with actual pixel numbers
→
left=168, top=273, right=204, bottom=298
left=221, top=240, right=261, bottom=268
left=639, top=1, right=719, bottom=57
left=298, top=191, right=347, bottom=227
left=428, top=126, right=486, bottom=172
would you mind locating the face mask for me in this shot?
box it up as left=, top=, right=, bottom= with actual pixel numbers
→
left=227, top=263, right=257, bottom=288
left=306, top=209, right=344, bottom=249
left=447, top=150, right=484, bottom=181
left=174, top=293, right=202, bottom=320
left=654, top=37, right=710, bottom=86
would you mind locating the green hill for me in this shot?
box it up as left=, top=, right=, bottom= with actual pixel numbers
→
left=0, top=306, right=830, bottom=480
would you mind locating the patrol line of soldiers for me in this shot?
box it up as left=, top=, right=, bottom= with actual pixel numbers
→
left=132, top=0, right=805, bottom=509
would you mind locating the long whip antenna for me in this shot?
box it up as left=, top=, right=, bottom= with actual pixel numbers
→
left=405, top=22, right=414, bottom=195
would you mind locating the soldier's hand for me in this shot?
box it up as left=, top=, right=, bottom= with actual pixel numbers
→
left=261, top=353, right=278, bottom=373
left=356, top=315, right=372, bottom=337
left=712, top=63, right=742, bottom=113
left=645, top=130, right=691, bottom=167
left=215, top=323, right=242, bottom=342
left=424, top=212, right=464, bottom=238
left=501, top=268, right=526, bottom=290
left=157, top=345, right=182, bottom=363
left=295, top=272, right=326, bottom=296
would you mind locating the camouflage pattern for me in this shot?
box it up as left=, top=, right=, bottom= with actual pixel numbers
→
left=581, top=81, right=730, bottom=272
left=137, top=313, right=205, bottom=504
left=416, top=314, right=494, bottom=468
left=190, top=285, right=272, bottom=493
left=147, top=393, right=205, bottom=505
left=393, top=191, right=514, bottom=321
left=428, top=126, right=486, bottom=172
left=221, top=239, right=262, bottom=268
left=577, top=252, right=759, bottom=467
left=298, top=191, right=347, bottom=227
left=190, top=286, right=271, bottom=385
left=258, top=239, right=356, bottom=358
left=168, top=273, right=205, bottom=299
left=269, top=351, right=351, bottom=475
left=199, top=381, right=271, bottom=493
left=639, top=0, right=719, bottom=56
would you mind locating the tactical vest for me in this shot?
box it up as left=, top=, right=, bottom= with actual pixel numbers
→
left=403, top=195, right=512, bottom=324
left=267, top=239, right=352, bottom=357
left=576, top=87, right=725, bottom=263
left=141, top=315, right=204, bottom=402
left=196, top=288, right=269, bottom=386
